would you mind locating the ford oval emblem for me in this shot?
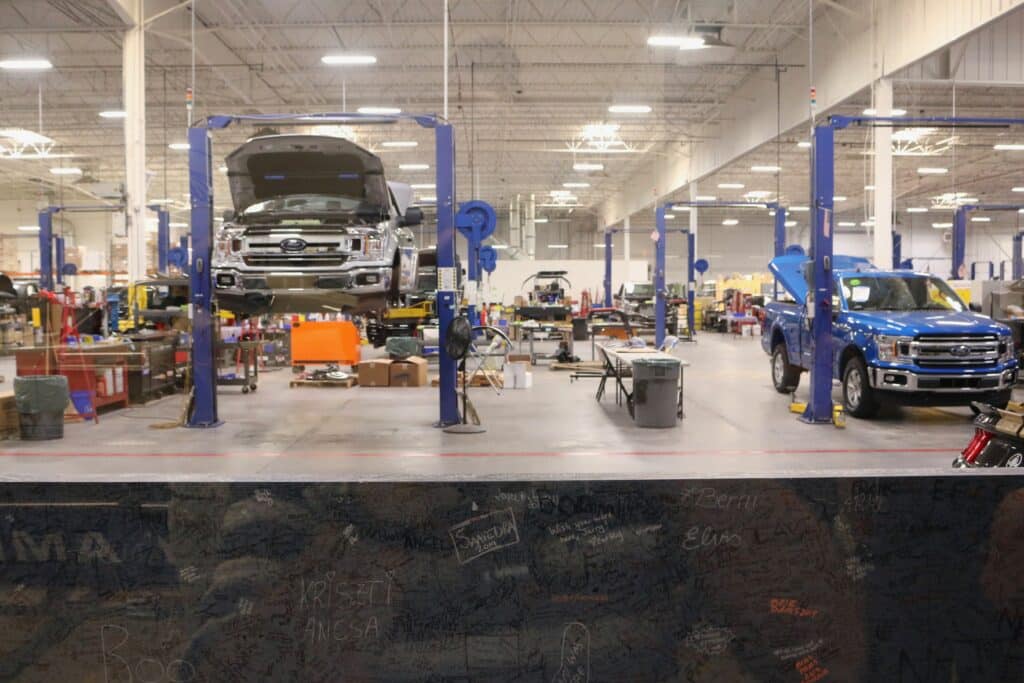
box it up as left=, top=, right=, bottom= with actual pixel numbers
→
left=950, top=344, right=971, bottom=357
left=280, top=238, right=307, bottom=252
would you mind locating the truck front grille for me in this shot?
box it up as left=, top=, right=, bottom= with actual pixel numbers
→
left=912, top=334, right=1003, bottom=368
left=243, top=254, right=348, bottom=269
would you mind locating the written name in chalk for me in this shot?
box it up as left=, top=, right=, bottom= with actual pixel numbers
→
left=449, top=509, right=520, bottom=564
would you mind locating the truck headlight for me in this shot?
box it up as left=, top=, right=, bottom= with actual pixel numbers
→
left=875, top=334, right=912, bottom=362
left=999, top=335, right=1015, bottom=363
left=361, top=232, right=385, bottom=260
left=215, top=228, right=244, bottom=263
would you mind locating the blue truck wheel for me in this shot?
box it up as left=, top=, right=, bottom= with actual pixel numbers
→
left=842, top=357, right=879, bottom=418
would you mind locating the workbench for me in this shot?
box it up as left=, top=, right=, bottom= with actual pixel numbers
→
left=595, top=344, right=689, bottom=420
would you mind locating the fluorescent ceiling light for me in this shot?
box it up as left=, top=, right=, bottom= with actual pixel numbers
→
left=219, top=165, right=228, bottom=173
left=797, top=141, right=812, bottom=149
left=492, top=244, right=508, bottom=250
left=99, top=110, right=126, bottom=119
left=581, top=123, right=620, bottom=137
left=785, top=220, right=797, bottom=227
left=399, top=163, right=429, bottom=170
left=563, top=182, right=590, bottom=188
left=168, top=142, right=190, bottom=151
left=751, top=165, right=781, bottom=173
left=865, top=185, right=875, bottom=191
left=1012, top=187, right=1024, bottom=193
left=994, top=144, right=1024, bottom=151
left=917, top=167, right=948, bottom=174
left=932, top=222, right=953, bottom=228
left=664, top=214, right=675, bottom=219
left=49, top=167, right=81, bottom=175
left=573, top=162, right=604, bottom=171
left=608, top=104, right=652, bottom=114
left=594, top=243, right=607, bottom=247
left=547, top=244, right=569, bottom=249
left=695, top=195, right=717, bottom=201
left=837, top=221, right=857, bottom=227
left=744, top=190, right=774, bottom=199
left=0, top=128, right=53, bottom=145
left=647, top=35, right=706, bottom=50
left=717, top=183, right=745, bottom=189
left=321, top=54, right=376, bottom=66
left=169, top=222, right=187, bottom=228
left=863, top=108, right=907, bottom=116
left=417, top=196, right=437, bottom=203
left=971, top=216, right=991, bottom=222
left=550, top=190, right=573, bottom=196
left=150, top=198, right=174, bottom=205
left=534, top=218, right=550, bottom=224
left=722, top=219, right=739, bottom=226
left=0, top=58, right=52, bottom=71
left=906, top=207, right=928, bottom=213
left=860, top=220, right=876, bottom=227
left=670, top=205, right=691, bottom=212
left=410, top=183, right=435, bottom=189
left=790, top=206, right=810, bottom=212
left=358, top=106, right=401, bottom=115
left=381, top=141, right=417, bottom=148
left=16, top=225, right=39, bottom=232
left=833, top=196, right=848, bottom=202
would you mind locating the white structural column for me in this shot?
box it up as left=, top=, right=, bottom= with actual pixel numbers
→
left=872, top=78, right=894, bottom=270
left=623, top=216, right=631, bottom=263
left=123, top=0, right=147, bottom=281
left=524, top=194, right=536, bottom=258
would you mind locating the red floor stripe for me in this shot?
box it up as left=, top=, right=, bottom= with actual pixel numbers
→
left=0, top=447, right=959, bottom=458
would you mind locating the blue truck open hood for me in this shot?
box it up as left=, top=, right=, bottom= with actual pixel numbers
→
left=769, top=254, right=874, bottom=302
left=847, top=310, right=1009, bottom=336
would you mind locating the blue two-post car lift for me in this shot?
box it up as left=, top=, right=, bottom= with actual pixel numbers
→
left=38, top=204, right=128, bottom=290
left=185, top=112, right=461, bottom=428
left=600, top=201, right=785, bottom=347
left=806, top=113, right=1024, bottom=424
left=951, top=203, right=1024, bottom=281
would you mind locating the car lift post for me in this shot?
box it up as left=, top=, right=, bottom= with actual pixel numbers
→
left=54, top=236, right=66, bottom=286
left=185, top=112, right=460, bottom=428
left=37, top=208, right=55, bottom=291
left=892, top=233, right=902, bottom=269
left=952, top=203, right=1024, bottom=281
left=1015, top=233, right=1024, bottom=280
left=602, top=229, right=614, bottom=307
left=149, top=205, right=170, bottom=273
left=661, top=200, right=786, bottom=346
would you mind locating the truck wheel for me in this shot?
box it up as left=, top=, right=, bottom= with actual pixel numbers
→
left=771, top=345, right=801, bottom=394
left=843, top=357, right=879, bottom=418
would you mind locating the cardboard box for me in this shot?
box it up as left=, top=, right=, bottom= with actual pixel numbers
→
left=0, top=392, right=19, bottom=440
left=357, top=359, right=392, bottom=387
left=507, top=353, right=532, bottom=364
left=389, top=356, right=429, bottom=387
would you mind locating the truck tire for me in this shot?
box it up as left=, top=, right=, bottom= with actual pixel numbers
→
left=771, top=345, right=801, bottom=394
left=843, top=357, right=879, bottom=418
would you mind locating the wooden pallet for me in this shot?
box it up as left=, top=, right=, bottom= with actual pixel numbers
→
left=430, top=371, right=504, bottom=388
left=289, top=377, right=358, bottom=389
left=549, top=361, right=604, bottom=372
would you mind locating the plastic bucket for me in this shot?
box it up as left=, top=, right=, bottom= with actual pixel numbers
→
left=19, top=411, right=64, bottom=440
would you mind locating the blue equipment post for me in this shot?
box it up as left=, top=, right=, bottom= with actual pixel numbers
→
left=953, top=206, right=969, bottom=280
left=686, top=230, right=696, bottom=336
left=603, top=229, right=613, bottom=307
left=55, top=236, right=66, bottom=286
left=654, top=204, right=668, bottom=347
left=155, top=208, right=170, bottom=272
left=773, top=205, right=788, bottom=257
left=38, top=209, right=54, bottom=291
left=1014, top=233, right=1023, bottom=280
left=180, top=235, right=189, bottom=252
left=186, top=124, right=220, bottom=428
left=803, top=123, right=836, bottom=424
left=892, top=233, right=902, bottom=269
left=455, top=201, right=497, bottom=329
left=435, top=122, right=460, bottom=427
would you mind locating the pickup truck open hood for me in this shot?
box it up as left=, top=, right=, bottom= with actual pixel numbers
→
left=769, top=254, right=874, bottom=303
left=225, top=134, right=388, bottom=213
left=847, top=310, right=1009, bottom=336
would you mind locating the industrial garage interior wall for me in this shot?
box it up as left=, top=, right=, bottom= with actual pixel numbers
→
left=477, top=259, right=648, bottom=306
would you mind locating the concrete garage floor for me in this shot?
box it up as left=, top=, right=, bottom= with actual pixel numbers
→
left=0, top=334, right=1009, bottom=481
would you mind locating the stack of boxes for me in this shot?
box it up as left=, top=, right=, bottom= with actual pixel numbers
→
left=356, top=356, right=430, bottom=388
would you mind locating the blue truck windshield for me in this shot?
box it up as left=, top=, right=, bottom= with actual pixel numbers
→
left=840, top=275, right=966, bottom=312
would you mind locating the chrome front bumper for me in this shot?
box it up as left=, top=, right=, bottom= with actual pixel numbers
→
left=869, top=366, right=1017, bottom=393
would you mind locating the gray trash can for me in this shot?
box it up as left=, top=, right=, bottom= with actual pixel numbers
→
left=632, top=358, right=680, bottom=428
left=14, top=375, right=69, bottom=440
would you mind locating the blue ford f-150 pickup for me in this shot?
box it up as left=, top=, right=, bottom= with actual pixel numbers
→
left=762, top=255, right=1018, bottom=418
